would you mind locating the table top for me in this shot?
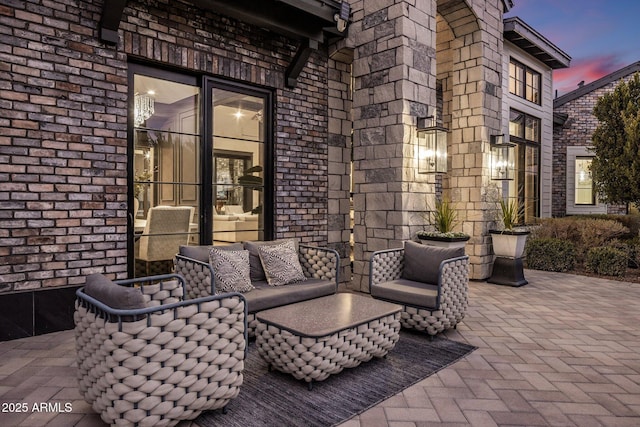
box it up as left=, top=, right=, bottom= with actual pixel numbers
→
left=256, top=293, right=402, bottom=338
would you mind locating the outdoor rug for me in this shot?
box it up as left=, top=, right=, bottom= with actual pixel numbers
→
left=197, top=329, right=476, bottom=427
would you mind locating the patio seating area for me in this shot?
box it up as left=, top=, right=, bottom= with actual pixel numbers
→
left=1, top=269, right=640, bottom=426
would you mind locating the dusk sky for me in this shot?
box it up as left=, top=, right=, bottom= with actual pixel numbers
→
left=505, top=0, right=640, bottom=96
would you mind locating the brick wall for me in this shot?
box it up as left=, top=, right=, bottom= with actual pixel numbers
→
left=553, top=76, right=634, bottom=217
left=0, top=0, right=338, bottom=293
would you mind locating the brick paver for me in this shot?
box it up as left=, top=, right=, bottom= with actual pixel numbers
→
left=0, top=269, right=639, bottom=426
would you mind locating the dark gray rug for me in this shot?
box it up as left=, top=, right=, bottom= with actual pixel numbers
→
left=196, top=330, right=476, bottom=427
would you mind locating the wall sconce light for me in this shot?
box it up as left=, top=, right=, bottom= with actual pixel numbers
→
left=490, top=134, right=515, bottom=180
left=134, top=92, right=155, bottom=127
left=417, top=116, right=448, bottom=174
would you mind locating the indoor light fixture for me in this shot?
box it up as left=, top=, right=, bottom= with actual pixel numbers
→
left=134, top=92, right=155, bottom=127
left=416, top=115, right=448, bottom=174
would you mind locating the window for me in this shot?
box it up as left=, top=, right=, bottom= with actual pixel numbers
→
left=509, top=109, right=541, bottom=223
left=129, top=65, right=272, bottom=277
left=575, top=157, right=595, bottom=205
left=509, top=59, right=541, bottom=105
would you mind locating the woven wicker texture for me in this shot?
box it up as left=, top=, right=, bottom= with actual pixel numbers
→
left=254, top=313, right=400, bottom=384
left=174, top=256, right=212, bottom=300
left=176, top=244, right=339, bottom=338
left=74, top=278, right=246, bottom=427
left=370, top=249, right=469, bottom=336
left=298, top=245, right=338, bottom=282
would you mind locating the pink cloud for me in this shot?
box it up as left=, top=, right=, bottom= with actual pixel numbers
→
left=554, top=55, right=627, bottom=95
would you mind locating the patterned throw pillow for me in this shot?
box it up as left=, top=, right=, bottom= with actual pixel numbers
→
left=209, top=247, right=254, bottom=293
left=258, top=239, right=307, bottom=286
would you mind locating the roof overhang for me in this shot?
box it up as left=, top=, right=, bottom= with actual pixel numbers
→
left=503, top=17, right=571, bottom=70
left=99, top=0, right=350, bottom=88
left=99, top=0, right=348, bottom=45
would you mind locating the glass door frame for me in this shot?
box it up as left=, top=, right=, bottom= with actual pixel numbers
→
left=203, top=76, right=274, bottom=245
left=127, top=63, right=275, bottom=277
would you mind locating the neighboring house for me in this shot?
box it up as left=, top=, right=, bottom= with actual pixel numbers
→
left=502, top=17, right=570, bottom=222
left=552, top=61, right=640, bottom=217
left=2, top=0, right=572, bottom=340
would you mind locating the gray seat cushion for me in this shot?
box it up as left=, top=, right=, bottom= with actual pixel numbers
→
left=243, top=279, right=335, bottom=313
left=84, top=273, right=146, bottom=310
left=403, top=240, right=464, bottom=285
left=371, top=278, right=439, bottom=309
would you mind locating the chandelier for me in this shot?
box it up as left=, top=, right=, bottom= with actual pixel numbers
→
left=134, top=92, right=155, bottom=127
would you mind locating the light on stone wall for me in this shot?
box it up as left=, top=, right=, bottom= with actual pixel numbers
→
left=490, top=134, right=515, bottom=180
left=417, top=116, right=448, bottom=174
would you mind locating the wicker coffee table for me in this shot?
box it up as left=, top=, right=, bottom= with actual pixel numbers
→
left=255, top=293, right=402, bottom=389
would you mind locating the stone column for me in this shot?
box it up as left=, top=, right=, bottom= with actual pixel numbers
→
left=349, top=0, right=439, bottom=291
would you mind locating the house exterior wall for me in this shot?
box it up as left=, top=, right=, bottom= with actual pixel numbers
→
left=0, top=0, right=350, bottom=338
left=502, top=41, right=555, bottom=218
left=348, top=0, right=506, bottom=288
left=553, top=76, right=634, bottom=217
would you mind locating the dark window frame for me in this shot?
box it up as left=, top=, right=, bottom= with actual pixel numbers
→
left=509, top=58, right=541, bottom=105
left=509, top=109, right=541, bottom=222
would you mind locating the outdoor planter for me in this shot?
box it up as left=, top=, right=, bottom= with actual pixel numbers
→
left=488, top=229, right=530, bottom=287
left=418, top=234, right=470, bottom=250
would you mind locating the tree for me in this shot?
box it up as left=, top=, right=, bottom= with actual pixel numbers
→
left=590, top=72, right=640, bottom=205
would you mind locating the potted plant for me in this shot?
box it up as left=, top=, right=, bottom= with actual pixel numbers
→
left=416, top=198, right=470, bottom=249
left=489, top=198, right=529, bottom=258
left=488, top=198, right=529, bottom=286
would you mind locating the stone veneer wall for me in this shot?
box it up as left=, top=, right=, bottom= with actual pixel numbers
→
left=326, top=56, right=353, bottom=283
left=0, top=0, right=341, bottom=293
left=553, top=77, right=634, bottom=217
left=348, top=0, right=506, bottom=289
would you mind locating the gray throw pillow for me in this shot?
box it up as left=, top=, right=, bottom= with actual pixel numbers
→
left=83, top=273, right=146, bottom=310
left=179, top=243, right=243, bottom=263
left=402, top=240, right=465, bottom=285
left=244, top=238, right=299, bottom=282
left=258, top=239, right=307, bottom=286
left=209, top=247, right=254, bottom=293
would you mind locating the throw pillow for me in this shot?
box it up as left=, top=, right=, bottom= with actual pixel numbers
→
left=258, top=239, right=307, bottom=286
left=209, top=247, right=254, bottom=293
left=402, top=240, right=465, bottom=285
left=84, top=273, right=146, bottom=310
left=244, top=238, right=299, bottom=282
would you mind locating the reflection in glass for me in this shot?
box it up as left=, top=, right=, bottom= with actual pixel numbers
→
left=211, top=88, right=265, bottom=243
left=575, top=157, right=595, bottom=205
left=133, top=74, right=201, bottom=277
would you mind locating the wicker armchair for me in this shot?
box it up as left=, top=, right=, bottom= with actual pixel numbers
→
left=369, top=241, right=469, bottom=337
left=74, top=273, right=247, bottom=426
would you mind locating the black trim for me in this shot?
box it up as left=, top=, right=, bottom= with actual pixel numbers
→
left=99, top=0, right=127, bottom=44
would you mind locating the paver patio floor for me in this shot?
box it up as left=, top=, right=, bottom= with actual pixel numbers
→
left=1, top=269, right=639, bottom=426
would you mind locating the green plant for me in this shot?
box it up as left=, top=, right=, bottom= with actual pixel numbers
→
left=585, top=246, right=628, bottom=277
left=417, top=198, right=468, bottom=239
left=498, top=198, right=521, bottom=231
left=525, top=238, right=576, bottom=272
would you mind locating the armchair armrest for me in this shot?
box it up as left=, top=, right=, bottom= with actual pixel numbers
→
left=370, top=248, right=404, bottom=286
left=298, top=244, right=340, bottom=290
left=174, top=254, right=215, bottom=298
left=437, top=255, right=469, bottom=314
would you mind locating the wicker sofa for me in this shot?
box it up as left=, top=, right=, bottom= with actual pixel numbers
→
left=174, top=238, right=340, bottom=336
left=369, top=241, right=469, bottom=337
left=74, top=273, right=247, bottom=426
